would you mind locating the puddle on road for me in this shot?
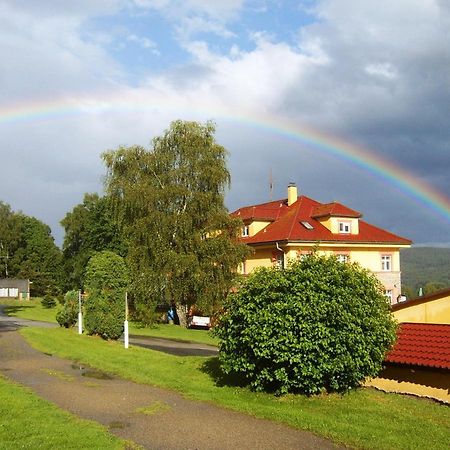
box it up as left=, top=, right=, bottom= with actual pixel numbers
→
left=71, top=363, right=113, bottom=380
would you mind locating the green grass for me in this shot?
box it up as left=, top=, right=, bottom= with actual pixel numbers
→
left=129, top=322, right=218, bottom=346
left=0, top=375, right=134, bottom=450
left=0, top=299, right=218, bottom=346
left=0, top=298, right=59, bottom=323
left=21, top=327, right=450, bottom=450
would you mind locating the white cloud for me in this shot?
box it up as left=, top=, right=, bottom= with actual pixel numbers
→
left=132, top=0, right=244, bottom=21
left=127, top=34, right=160, bottom=54
left=1, top=0, right=450, bottom=245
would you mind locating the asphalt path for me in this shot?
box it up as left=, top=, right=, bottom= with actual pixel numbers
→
left=0, top=305, right=218, bottom=357
left=0, top=305, right=341, bottom=450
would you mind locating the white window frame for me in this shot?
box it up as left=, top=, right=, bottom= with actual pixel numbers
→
left=384, top=290, right=393, bottom=303
left=338, top=221, right=351, bottom=234
left=242, top=225, right=249, bottom=237
left=336, top=254, right=350, bottom=263
left=381, top=254, right=392, bottom=271
left=275, top=253, right=284, bottom=270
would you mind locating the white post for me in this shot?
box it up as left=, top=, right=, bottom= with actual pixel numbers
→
left=78, top=290, right=83, bottom=334
left=124, top=291, right=129, bottom=349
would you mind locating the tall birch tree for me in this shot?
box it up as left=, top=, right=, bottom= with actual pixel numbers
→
left=102, top=120, right=250, bottom=325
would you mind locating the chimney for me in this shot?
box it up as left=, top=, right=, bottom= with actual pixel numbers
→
left=287, top=182, right=298, bottom=206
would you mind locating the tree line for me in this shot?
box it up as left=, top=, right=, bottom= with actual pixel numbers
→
left=1, top=120, right=250, bottom=323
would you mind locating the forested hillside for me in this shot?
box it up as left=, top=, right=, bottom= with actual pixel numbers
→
left=400, top=247, right=450, bottom=297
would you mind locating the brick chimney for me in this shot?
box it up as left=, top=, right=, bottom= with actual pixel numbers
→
left=287, top=182, right=298, bottom=206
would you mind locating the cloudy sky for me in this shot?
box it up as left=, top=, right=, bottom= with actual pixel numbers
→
left=1, top=0, right=449, bottom=246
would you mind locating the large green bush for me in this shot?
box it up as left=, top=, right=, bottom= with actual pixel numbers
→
left=56, top=290, right=79, bottom=328
left=84, top=251, right=129, bottom=340
left=214, top=254, right=398, bottom=395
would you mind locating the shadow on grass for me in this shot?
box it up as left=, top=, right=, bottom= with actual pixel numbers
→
left=200, top=357, right=248, bottom=388
left=3, top=305, right=34, bottom=316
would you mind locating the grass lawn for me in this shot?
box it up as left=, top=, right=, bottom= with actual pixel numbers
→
left=21, top=327, right=450, bottom=450
left=129, top=322, right=218, bottom=346
left=0, top=298, right=217, bottom=346
left=0, top=375, right=135, bottom=450
left=0, top=298, right=59, bottom=323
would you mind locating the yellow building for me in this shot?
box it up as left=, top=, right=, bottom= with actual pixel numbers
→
left=232, top=184, right=411, bottom=303
left=392, top=287, right=450, bottom=324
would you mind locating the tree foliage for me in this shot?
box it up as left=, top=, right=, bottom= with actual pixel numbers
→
left=84, top=251, right=129, bottom=340
left=401, top=247, right=450, bottom=295
left=56, top=290, right=79, bottom=328
left=214, top=255, right=398, bottom=395
left=0, top=202, right=62, bottom=296
left=102, top=120, right=250, bottom=324
left=61, top=193, right=125, bottom=290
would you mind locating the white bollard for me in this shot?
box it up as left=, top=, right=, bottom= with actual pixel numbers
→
left=124, top=320, right=129, bottom=349
left=78, top=312, right=83, bottom=334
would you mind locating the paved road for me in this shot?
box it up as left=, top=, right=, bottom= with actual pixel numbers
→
left=0, top=305, right=218, bottom=357
left=0, top=307, right=341, bottom=450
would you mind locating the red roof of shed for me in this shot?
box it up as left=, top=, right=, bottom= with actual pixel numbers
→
left=385, top=323, right=450, bottom=370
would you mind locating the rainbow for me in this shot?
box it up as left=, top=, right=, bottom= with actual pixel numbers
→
left=1, top=93, right=449, bottom=225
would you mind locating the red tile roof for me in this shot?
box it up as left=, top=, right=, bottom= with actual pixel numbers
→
left=231, top=195, right=411, bottom=245
left=312, top=202, right=362, bottom=219
left=385, top=323, right=450, bottom=370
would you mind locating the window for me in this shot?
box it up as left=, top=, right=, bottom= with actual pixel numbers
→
left=300, top=221, right=314, bottom=230
left=336, top=254, right=349, bottom=263
left=338, top=221, right=351, bottom=234
left=381, top=255, right=392, bottom=271
left=274, top=253, right=284, bottom=270
left=384, top=290, right=393, bottom=303
left=242, top=225, right=249, bottom=237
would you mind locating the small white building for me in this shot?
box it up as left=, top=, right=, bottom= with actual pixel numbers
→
left=0, top=279, right=30, bottom=300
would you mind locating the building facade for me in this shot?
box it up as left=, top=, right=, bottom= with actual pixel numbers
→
left=232, top=184, right=412, bottom=303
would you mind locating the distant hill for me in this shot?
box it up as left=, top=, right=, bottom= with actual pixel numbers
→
left=400, top=247, right=450, bottom=294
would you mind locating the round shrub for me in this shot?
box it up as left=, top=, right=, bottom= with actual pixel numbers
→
left=56, top=290, right=79, bottom=328
left=214, top=254, right=397, bottom=395
left=41, top=294, right=57, bottom=309
left=84, top=251, right=129, bottom=340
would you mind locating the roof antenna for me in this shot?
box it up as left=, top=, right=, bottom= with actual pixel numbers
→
left=269, top=168, right=273, bottom=201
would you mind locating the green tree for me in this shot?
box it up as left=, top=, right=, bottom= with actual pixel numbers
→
left=423, top=281, right=447, bottom=296
left=214, top=254, right=398, bottom=395
left=0, top=201, right=22, bottom=277
left=17, top=216, right=63, bottom=296
left=84, top=251, right=129, bottom=340
left=61, top=193, right=126, bottom=290
left=102, top=120, right=250, bottom=325
left=0, top=202, right=62, bottom=295
left=56, top=290, right=79, bottom=328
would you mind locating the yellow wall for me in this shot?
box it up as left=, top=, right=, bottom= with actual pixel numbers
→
left=241, top=248, right=275, bottom=274
left=366, top=366, right=450, bottom=404
left=317, top=217, right=359, bottom=235
left=393, top=294, right=450, bottom=324
left=239, top=242, right=407, bottom=301
left=248, top=221, right=272, bottom=236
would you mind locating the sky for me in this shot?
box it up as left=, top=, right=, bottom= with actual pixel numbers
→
left=0, top=0, right=449, bottom=247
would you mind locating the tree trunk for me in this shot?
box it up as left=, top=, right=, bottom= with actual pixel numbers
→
left=176, top=303, right=187, bottom=327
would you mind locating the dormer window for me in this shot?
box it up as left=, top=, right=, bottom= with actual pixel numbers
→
left=242, top=225, right=249, bottom=237
left=338, top=221, right=351, bottom=234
